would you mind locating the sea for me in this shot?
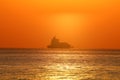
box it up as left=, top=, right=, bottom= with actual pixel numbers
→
left=0, top=49, right=120, bottom=80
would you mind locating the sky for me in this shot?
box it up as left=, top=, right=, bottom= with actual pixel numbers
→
left=0, top=0, right=120, bottom=49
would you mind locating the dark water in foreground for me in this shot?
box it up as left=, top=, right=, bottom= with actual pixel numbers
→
left=0, top=50, right=120, bottom=80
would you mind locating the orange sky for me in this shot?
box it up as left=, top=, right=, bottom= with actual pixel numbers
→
left=0, top=0, right=120, bottom=49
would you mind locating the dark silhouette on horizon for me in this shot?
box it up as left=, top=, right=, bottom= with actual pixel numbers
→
left=47, top=37, right=71, bottom=48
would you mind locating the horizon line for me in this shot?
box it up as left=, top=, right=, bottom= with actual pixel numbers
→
left=0, top=48, right=120, bottom=51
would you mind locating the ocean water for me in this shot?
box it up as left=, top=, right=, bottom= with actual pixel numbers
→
left=0, top=49, right=120, bottom=80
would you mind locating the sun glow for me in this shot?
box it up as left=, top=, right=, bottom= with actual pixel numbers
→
left=53, top=14, right=80, bottom=27
left=47, top=13, right=86, bottom=40
left=49, top=13, right=85, bottom=30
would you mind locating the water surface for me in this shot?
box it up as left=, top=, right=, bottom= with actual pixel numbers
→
left=0, top=50, right=120, bottom=80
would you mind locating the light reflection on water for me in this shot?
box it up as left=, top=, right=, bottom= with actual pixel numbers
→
left=0, top=50, right=120, bottom=80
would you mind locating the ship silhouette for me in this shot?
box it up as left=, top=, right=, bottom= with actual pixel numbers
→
left=47, top=37, right=71, bottom=48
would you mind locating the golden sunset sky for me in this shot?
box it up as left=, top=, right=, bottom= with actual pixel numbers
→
left=0, top=0, right=120, bottom=49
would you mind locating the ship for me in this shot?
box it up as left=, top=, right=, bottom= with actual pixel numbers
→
left=47, top=37, right=71, bottom=48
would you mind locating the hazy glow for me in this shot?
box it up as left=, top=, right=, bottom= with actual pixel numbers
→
left=49, top=14, right=82, bottom=28
left=46, top=13, right=88, bottom=44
